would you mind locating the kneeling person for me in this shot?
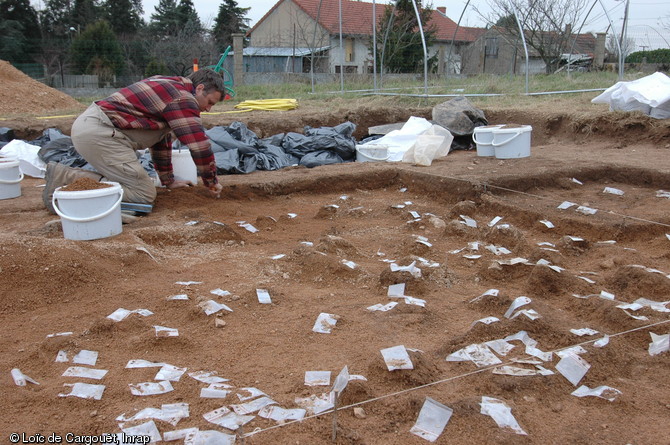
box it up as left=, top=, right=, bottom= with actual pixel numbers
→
left=44, top=68, right=225, bottom=213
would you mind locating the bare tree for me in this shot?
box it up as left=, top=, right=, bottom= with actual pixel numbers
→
left=606, top=32, right=635, bottom=60
left=147, top=20, right=219, bottom=76
left=480, top=0, right=590, bottom=73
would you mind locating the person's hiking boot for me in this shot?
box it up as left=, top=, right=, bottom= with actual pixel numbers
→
left=43, top=162, right=103, bottom=214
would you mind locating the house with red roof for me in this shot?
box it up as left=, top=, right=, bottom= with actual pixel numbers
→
left=244, top=0, right=481, bottom=75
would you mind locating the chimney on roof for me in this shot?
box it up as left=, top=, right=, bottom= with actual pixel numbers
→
left=437, top=6, right=446, bottom=15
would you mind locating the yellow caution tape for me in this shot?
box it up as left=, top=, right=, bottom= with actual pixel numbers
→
left=234, top=99, right=298, bottom=111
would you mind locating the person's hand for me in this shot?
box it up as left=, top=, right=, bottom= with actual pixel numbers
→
left=208, top=183, right=222, bottom=199
left=167, top=180, right=194, bottom=189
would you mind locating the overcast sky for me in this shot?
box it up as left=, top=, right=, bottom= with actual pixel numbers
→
left=29, top=0, right=670, bottom=49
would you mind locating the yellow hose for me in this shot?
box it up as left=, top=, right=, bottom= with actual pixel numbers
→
left=234, top=98, right=298, bottom=111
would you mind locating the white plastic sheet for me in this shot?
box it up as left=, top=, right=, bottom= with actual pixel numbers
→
left=592, top=72, right=670, bottom=119
left=0, top=139, right=46, bottom=178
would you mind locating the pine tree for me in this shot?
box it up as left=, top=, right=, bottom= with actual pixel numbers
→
left=39, top=0, right=74, bottom=37
left=176, top=0, right=202, bottom=33
left=0, top=0, right=41, bottom=61
left=71, top=0, right=100, bottom=32
left=70, top=20, right=125, bottom=80
left=149, top=0, right=184, bottom=38
left=212, top=0, right=250, bottom=52
left=373, top=0, right=437, bottom=73
left=101, top=0, right=144, bottom=35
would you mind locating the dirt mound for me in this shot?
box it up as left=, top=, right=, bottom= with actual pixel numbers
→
left=0, top=60, right=82, bottom=116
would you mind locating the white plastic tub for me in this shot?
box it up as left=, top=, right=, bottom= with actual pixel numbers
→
left=493, top=125, right=532, bottom=159
left=355, top=145, right=389, bottom=162
left=0, top=157, right=23, bottom=200
left=52, top=181, right=123, bottom=241
left=172, top=149, right=198, bottom=184
left=472, top=125, right=504, bottom=157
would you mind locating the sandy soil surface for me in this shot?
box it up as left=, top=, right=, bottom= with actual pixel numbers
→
left=1, top=85, right=670, bottom=445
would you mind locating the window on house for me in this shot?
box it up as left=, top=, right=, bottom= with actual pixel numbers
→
left=485, top=37, right=498, bottom=58
left=345, top=38, right=354, bottom=62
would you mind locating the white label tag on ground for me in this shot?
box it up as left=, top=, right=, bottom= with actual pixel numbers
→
left=155, top=364, right=187, bottom=382
left=603, top=187, right=624, bottom=195
left=305, top=371, right=331, bottom=386
left=11, top=368, right=39, bottom=386
left=256, top=289, right=272, bottom=304
left=381, top=345, right=414, bottom=370
left=576, top=206, right=598, bottom=215
left=59, top=382, right=105, bottom=400
left=484, top=339, right=514, bottom=356
left=258, top=405, right=306, bottom=422
left=460, top=344, right=502, bottom=367
left=129, top=381, right=174, bottom=396
left=162, top=427, right=199, bottom=442
left=167, top=294, right=189, bottom=300
left=540, top=220, right=554, bottom=228
left=237, top=387, right=266, bottom=401
left=648, top=332, right=670, bottom=356
left=202, top=406, right=255, bottom=431
left=188, top=371, right=228, bottom=384
left=55, top=350, right=68, bottom=363
left=488, top=216, right=503, bottom=227
left=470, top=289, right=499, bottom=303
left=154, top=325, right=179, bottom=337
left=117, top=403, right=189, bottom=426
left=570, top=328, right=600, bottom=336
left=558, top=201, right=576, bottom=209
left=504, top=296, right=531, bottom=318
left=294, top=392, right=335, bottom=415
left=200, top=300, right=233, bottom=315
left=480, top=396, right=527, bottom=435
left=368, top=302, right=398, bottom=312
left=126, top=359, right=165, bottom=368
left=312, top=313, right=338, bottom=334
left=62, top=366, right=108, bottom=380
left=72, top=350, right=98, bottom=366
left=175, top=281, right=202, bottom=285
left=390, top=261, right=422, bottom=278
left=107, top=308, right=153, bottom=322
left=472, top=316, right=500, bottom=326
left=332, top=365, right=349, bottom=394
left=410, top=397, right=453, bottom=442
left=459, top=215, right=477, bottom=227
left=200, top=383, right=232, bottom=399
left=210, top=288, right=230, bottom=297
left=231, top=396, right=277, bottom=415
left=556, top=353, right=591, bottom=386
left=571, top=385, right=622, bottom=401
left=386, top=283, right=405, bottom=297
left=119, top=420, right=162, bottom=443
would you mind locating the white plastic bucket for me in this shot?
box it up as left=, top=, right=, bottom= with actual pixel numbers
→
left=355, top=145, right=389, bottom=162
left=472, top=125, right=504, bottom=157
left=172, top=149, right=198, bottom=184
left=493, top=124, right=532, bottom=159
left=0, top=157, right=23, bottom=200
left=52, top=181, right=123, bottom=241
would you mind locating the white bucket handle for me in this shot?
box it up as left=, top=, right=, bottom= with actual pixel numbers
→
left=52, top=189, right=123, bottom=223
left=0, top=171, right=24, bottom=184
left=492, top=130, right=524, bottom=147
left=472, top=133, right=492, bottom=146
left=356, top=147, right=390, bottom=161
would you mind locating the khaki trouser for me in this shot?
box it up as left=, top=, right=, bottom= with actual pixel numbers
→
left=71, top=103, right=170, bottom=204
